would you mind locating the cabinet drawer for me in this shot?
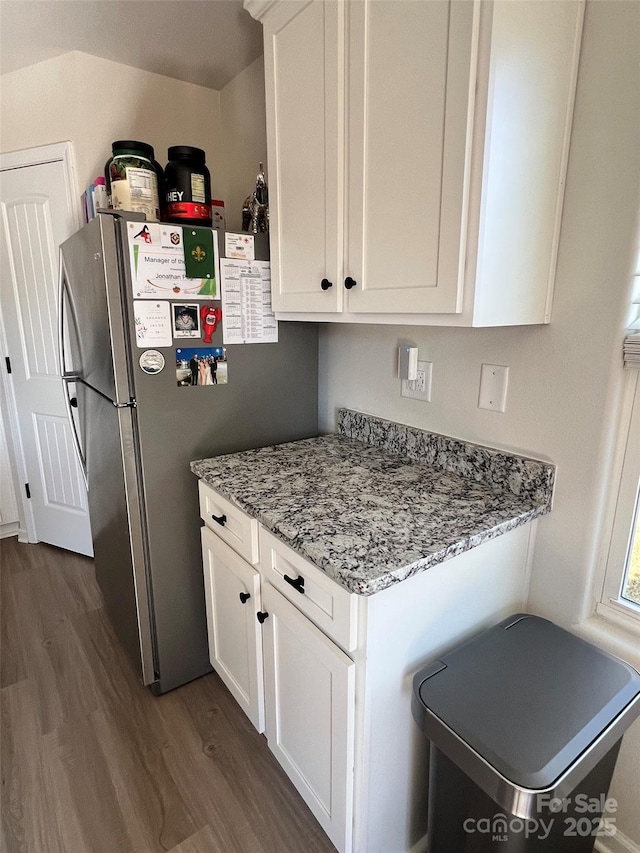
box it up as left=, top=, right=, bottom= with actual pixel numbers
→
left=259, top=527, right=358, bottom=652
left=198, top=480, right=259, bottom=565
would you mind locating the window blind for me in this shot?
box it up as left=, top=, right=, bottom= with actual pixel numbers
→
left=623, top=253, right=640, bottom=369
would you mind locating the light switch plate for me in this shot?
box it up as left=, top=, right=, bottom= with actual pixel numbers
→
left=478, top=364, right=509, bottom=412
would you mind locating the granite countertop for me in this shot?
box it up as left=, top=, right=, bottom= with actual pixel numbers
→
left=191, top=410, right=555, bottom=596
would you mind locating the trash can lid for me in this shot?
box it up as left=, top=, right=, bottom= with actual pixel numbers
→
left=413, top=614, right=640, bottom=791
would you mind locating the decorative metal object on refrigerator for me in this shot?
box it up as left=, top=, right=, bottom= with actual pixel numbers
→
left=242, top=162, right=269, bottom=234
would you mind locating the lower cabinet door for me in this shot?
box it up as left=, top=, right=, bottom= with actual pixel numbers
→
left=201, top=527, right=265, bottom=732
left=261, top=583, right=355, bottom=853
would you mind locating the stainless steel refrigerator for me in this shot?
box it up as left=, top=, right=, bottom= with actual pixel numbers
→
left=58, top=212, right=318, bottom=693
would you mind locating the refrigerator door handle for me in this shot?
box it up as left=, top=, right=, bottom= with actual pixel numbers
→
left=58, top=251, right=79, bottom=380
left=61, top=374, right=88, bottom=489
left=58, top=252, right=88, bottom=489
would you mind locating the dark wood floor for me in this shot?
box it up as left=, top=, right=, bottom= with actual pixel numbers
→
left=0, top=536, right=336, bottom=853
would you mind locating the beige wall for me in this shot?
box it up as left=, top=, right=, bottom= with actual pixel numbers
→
left=317, top=1, right=640, bottom=844
left=219, top=55, right=268, bottom=232
left=0, top=49, right=265, bottom=232
left=0, top=51, right=222, bottom=201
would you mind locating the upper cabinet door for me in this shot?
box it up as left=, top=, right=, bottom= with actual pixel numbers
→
left=345, top=0, right=478, bottom=314
left=263, top=0, right=343, bottom=313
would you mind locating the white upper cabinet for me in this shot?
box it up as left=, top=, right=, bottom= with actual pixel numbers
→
left=246, top=0, right=584, bottom=326
left=260, top=0, right=343, bottom=313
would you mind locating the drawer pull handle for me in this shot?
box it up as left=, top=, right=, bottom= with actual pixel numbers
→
left=284, top=574, right=305, bottom=594
left=211, top=512, right=227, bottom=526
left=344, top=276, right=357, bottom=290
left=321, top=278, right=333, bottom=291
left=239, top=592, right=251, bottom=604
left=257, top=611, right=269, bottom=624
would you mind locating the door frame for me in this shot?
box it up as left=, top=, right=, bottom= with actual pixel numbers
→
left=0, top=141, right=80, bottom=543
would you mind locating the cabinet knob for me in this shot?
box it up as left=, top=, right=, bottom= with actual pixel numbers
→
left=239, top=592, right=251, bottom=604
left=344, top=276, right=357, bottom=290
left=321, top=278, right=333, bottom=291
left=257, top=611, right=269, bottom=624
left=283, top=573, right=305, bottom=594
left=211, top=512, right=227, bottom=527
left=70, top=397, right=78, bottom=408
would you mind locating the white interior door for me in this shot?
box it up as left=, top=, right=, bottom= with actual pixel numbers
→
left=0, top=153, right=93, bottom=556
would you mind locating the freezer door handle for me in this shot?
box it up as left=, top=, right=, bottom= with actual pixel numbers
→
left=58, top=252, right=77, bottom=379
left=59, top=253, right=89, bottom=489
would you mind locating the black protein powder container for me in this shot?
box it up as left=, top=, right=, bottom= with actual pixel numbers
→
left=163, top=146, right=212, bottom=227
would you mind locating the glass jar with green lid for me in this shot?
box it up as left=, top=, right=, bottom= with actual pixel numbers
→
left=105, top=141, right=161, bottom=221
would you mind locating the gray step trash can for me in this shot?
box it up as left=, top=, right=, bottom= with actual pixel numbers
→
left=412, top=613, right=640, bottom=852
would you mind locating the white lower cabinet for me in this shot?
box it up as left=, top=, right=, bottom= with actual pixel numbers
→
left=201, top=516, right=356, bottom=851
left=261, top=583, right=355, bottom=853
left=201, top=526, right=265, bottom=732
left=199, top=485, right=536, bottom=853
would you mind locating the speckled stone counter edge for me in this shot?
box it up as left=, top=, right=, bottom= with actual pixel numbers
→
left=338, top=409, right=555, bottom=509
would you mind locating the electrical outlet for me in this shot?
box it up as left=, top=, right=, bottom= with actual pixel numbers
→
left=401, top=361, right=432, bottom=401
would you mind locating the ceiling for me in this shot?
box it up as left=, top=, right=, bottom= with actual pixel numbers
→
left=0, top=0, right=264, bottom=90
